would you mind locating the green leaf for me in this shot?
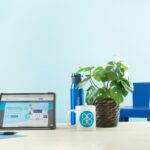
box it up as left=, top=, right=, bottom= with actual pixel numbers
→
left=105, top=66, right=114, bottom=72
left=117, top=67, right=125, bottom=77
left=93, top=66, right=105, bottom=81
left=122, top=88, right=128, bottom=97
left=110, top=87, right=124, bottom=104
left=85, top=86, right=98, bottom=104
left=85, top=75, right=91, bottom=78
left=93, top=66, right=105, bottom=75
left=110, top=81, right=117, bottom=88
left=77, top=77, right=89, bottom=89
left=100, top=75, right=109, bottom=82
left=117, top=62, right=128, bottom=71
left=107, top=61, right=115, bottom=66
left=106, top=71, right=118, bottom=81
left=97, top=87, right=111, bottom=99
left=104, top=65, right=119, bottom=81
left=110, top=81, right=129, bottom=97
left=76, top=66, right=94, bottom=73
left=120, top=79, right=133, bottom=92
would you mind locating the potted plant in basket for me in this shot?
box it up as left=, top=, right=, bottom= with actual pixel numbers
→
left=76, top=58, right=133, bottom=127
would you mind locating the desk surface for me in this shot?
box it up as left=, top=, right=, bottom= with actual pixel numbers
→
left=0, top=122, right=150, bottom=150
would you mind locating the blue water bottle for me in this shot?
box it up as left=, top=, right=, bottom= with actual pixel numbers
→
left=70, top=73, right=84, bottom=125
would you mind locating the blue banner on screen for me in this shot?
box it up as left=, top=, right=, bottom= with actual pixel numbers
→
left=0, top=102, right=53, bottom=127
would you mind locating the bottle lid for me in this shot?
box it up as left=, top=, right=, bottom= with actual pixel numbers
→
left=71, top=73, right=82, bottom=78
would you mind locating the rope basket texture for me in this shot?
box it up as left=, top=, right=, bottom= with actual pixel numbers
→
left=94, top=99, right=120, bottom=127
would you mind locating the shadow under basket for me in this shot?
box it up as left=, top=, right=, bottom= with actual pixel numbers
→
left=94, top=99, right=120, bottom=127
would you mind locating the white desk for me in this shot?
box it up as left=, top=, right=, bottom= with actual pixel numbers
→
left=0, top=122, right=150, bottom=150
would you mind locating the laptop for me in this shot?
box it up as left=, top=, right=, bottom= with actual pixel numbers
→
left=0, top=93, right=56, bottom=130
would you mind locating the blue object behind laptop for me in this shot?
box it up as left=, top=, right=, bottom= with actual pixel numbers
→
left=120, top=82, right=150, bottom=121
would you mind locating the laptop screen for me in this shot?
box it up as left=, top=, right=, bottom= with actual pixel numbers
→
left=0, top=94, right=55, bottom=128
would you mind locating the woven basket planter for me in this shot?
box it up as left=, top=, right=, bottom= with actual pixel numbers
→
left=94, top=99, right=120, bottom=127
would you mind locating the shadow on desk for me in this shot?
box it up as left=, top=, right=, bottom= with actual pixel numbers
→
left=0, top=134, right=25, bottom=140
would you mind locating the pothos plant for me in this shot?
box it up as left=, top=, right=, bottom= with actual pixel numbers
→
left=76, top=58, right=133, bottom=105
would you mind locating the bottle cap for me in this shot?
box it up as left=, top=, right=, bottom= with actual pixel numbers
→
left=71, top=73, right=82, bottom=78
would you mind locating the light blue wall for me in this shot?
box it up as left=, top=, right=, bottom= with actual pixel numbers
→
left=0, top=0, right=150, bottom=122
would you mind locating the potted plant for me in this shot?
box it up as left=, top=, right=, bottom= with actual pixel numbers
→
left=76, top=58, right=133, bottom=127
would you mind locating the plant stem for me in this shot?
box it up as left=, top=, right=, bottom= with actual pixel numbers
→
left=106, top=81, right=110, bottom=90
left=90, top=78, right=99, bottom=89
left=103, top=82, right=106, bottom=88
left=89, top=70, right=99, bottom=89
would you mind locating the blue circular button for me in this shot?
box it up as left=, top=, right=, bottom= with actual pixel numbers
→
left=25, top=114, right=30, bottom=120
